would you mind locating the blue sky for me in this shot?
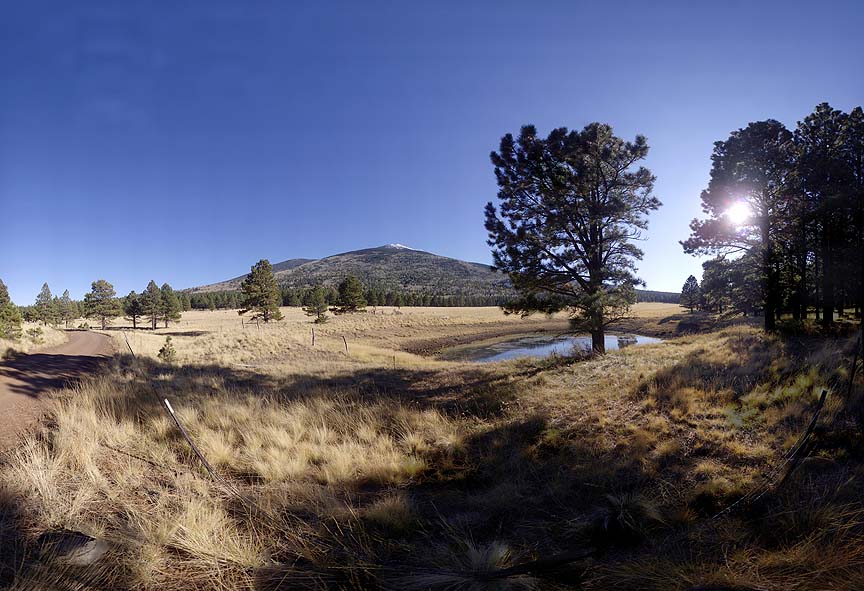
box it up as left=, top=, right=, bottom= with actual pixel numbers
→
left=1, top=1, right=862, bottom=303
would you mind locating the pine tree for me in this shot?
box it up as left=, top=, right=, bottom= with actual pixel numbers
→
left=141, top=280, right=162, bottom=329
left=34, top=283, right=56, bottom=325
left=335, top=275, right=366, bottom=314
left=83, top=280, right=120, bottom=330
left=124, top=291, right=144, bottom=329
left=681, top=275, right=701, bottom=313
left=0, top=279, right=23, bottom=340
left=58, top=290, right=75, bottom=328
left=159, top=283, right=182, bottom=328
left=485, top=123, right=660, bottom=353
left=238, top=260, right=283, bottom=322
left=303, top=286, right=328, bottom=323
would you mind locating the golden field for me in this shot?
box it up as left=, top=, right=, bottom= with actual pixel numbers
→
left=1, top=322, right=68, bottom=357
left=1, top=303, right=863, bottom=590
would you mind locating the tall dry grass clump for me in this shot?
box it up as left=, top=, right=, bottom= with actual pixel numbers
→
left=0, top=353, right=467, bottom=589
left=1, top=322, right=67, bottom=357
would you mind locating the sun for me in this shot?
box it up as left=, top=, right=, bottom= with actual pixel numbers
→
left=724, top=201, right=752, bottom=226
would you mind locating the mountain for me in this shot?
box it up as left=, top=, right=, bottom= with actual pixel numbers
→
left=189, top=243, right=681, bottom=304
left=190, top=244, right=511, bottom=297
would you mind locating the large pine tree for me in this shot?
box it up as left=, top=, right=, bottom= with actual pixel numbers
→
left=485, top=123, right=660, bottom=353
left=681, top=275, right=701, bottom=313
left=83, top=280, right=120, bottom=330
left=238, top=260, right=283, bottom=323
left=334, top=276, right=367, bottom=314
left=59, top=289, right=76, bottom=328
left=159, top=283, right=182, bottom=328
left=141, top=280, right=162, bottom=330
left=124, top=291, right=144, bottom=329
left=34, top=283, right=56, bottom=326
left=303, top=286, right=329, bottom=323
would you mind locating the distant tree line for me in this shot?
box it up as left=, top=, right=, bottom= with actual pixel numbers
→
left=683, top=102, right=863, bottom=329
left=187, top=285, right=512, bottom=310
left=635, top=289, right=680, bottom=304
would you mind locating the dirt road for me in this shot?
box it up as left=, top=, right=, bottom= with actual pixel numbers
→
left=0, top=331, right=113, bottom=451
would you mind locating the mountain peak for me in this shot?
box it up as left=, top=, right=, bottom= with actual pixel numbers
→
left=382, top=243, right=417, bottom=251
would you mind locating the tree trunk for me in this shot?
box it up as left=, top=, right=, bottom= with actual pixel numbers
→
left=591, top=329, right=605, bottom=354
left=761, top=218, right=776, bottom=332
left=813, top=245, right=820, bottom=322
left=821, top=226, right=834, bottom=327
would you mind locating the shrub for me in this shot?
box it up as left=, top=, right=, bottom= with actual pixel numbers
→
left=25, top=327, right=44, bottom=345
left=157, top=336, right=177, bottom=364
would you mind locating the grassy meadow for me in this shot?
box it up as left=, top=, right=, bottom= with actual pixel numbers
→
left=1, top=304, right=863, bottom=590
left=1, top=322, right=68, bottom=357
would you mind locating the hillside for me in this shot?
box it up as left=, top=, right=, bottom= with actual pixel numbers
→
left=193, top=258, right=315, bottom=293
left=190, top=243, right=680, bottom=303
left=191, top=244, right=511, bottom=297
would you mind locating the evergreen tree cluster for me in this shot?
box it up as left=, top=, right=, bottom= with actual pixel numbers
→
left=683, top=102, right=864, bottom=327
left=14, top=283, right=81, bottom=329
left=187, top=290, right=239, bottom=310
left=123, top=280, right=184, bottom=329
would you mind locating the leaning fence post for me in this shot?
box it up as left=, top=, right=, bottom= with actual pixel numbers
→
left=342, top=335, right=349, bottom=354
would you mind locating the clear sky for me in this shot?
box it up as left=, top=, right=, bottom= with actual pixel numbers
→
left=1, top=1, right=862, bottom=303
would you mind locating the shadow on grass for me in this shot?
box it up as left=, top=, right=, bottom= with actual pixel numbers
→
left=6, top=332, right=861, bottom=590
left=0, top=491, right=26, bottom=587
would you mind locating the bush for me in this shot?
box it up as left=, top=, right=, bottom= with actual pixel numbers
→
left=25, top=327, right=44, bottom=345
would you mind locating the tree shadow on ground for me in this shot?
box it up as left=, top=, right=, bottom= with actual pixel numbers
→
left=0, top=352, right=108, bottom=399
left=0, top=490, right=26, bottom=588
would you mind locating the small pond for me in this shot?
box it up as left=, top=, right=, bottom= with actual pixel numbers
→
left=445, top=333, right=663, bottom=363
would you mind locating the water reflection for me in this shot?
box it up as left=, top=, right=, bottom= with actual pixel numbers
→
left=451, top=333, right=662, bottom=363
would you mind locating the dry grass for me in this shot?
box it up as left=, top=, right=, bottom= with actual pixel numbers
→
left=1, top=305, right=862, bottom=590
left=0, top=322, right=68, bottom=356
